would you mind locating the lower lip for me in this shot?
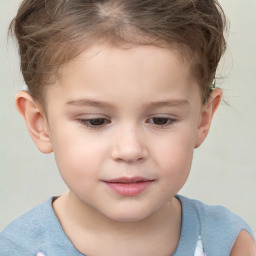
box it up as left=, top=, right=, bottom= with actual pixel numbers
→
left=104, top=181, right=153, bottom=196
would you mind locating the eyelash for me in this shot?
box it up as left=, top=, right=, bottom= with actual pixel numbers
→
left=77, top=116, right=176, bottom=129
left=77, top=118, right=111, bottom=129
left=146, top=117, right=176, bottom=127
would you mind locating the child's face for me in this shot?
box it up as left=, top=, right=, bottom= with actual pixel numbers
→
left=43, top=44, right=207, bottom=221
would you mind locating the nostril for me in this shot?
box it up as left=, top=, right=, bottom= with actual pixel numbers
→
left=111, top=146, right=148, bottom=163
left=111, top=129, right=148, bottom=162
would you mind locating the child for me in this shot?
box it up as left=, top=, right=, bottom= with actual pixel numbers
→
left=1, top=0, right=255, bottom=255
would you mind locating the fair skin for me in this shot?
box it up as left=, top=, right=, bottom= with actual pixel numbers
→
left=16, top=44, right=255, bottom=255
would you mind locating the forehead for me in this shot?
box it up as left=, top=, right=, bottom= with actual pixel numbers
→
left=44, top=43, right=201, bottom=111
left=58, top=43, right=193, bottom=84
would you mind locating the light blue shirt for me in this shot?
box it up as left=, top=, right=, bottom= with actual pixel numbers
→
left=0, top=195, right=254, bottom=256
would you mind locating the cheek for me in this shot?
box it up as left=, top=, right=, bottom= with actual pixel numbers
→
left=50, top=129, right=106, bottom=183
left=154, top=130, right=196, bottom=191
left=52, top=142, right=101, bottom=197
left=160, top=142, right=194, bottom=178
left=156, top=128, right=195, bottom=165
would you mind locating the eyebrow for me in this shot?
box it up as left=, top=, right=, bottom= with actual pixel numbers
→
left=66, top=99, right=113, bottom=108
left=66, top=99, right=189, bottom=108
left=145, top=100, right=189, bottom=108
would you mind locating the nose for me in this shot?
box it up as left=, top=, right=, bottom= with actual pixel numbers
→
left=111, top=125, right=148, bottom=163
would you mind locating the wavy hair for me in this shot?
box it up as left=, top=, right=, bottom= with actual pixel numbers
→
left=9, top=0, right=227, bottom=104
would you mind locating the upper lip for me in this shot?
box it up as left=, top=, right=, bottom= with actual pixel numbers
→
left=104, top=177, right=154, bottom=184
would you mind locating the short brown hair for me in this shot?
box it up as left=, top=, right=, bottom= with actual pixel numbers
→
left=9, top=0, right=227, bottom=104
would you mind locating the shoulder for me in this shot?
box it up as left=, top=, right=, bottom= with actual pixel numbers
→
left=177, top=195, right=255, bottom=255
left=0, top=197, right=83, bottom=256
left=0, top=233, right=33, bottom=255
left=192, top=198, right=254, bottom=236
left=192, top=197, right=246, bottom=228
left=0, top=198, right=55, bottom=255
left=177, top=195, right=249, bottom=228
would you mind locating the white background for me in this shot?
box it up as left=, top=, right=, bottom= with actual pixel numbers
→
left=0, top=0, right=255, bottom=231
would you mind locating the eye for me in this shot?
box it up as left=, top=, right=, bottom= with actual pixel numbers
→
left=78, top=118, right=110, bottom=128
left=147, top=117, right=175, bottom=127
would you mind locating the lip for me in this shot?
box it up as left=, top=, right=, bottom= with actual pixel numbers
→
left=103, top=177, right=155, bottom=196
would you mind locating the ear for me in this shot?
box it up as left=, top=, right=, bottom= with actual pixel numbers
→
left=15, top=91, right=53, bottom=154
left=195, top=88, right=222, bottom=148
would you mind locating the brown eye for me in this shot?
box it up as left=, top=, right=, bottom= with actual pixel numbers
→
left=88, top=118, right=106, bottom=126
left=147, top=117, right=175, bottom=127
left=151, top=117, right=169, bottom=125
left=78, top=118, right=110, bottom=128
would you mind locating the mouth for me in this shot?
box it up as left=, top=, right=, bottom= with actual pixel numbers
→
left=103, top=177, right=155, bottom=196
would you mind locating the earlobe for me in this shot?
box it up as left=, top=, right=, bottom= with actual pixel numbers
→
left=15, top=91, right=53, bottom=154
left=195, top=88, right=222, bottom=148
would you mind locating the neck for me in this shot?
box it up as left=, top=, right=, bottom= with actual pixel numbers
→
left=53, top=191, right=181, bottom=256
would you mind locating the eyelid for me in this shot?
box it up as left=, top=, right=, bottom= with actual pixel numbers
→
left=74, top=113, right=109, bottom=119
left=146, top=113, right=177, bottom=120
left=77, top=117, right=111, bottom=129
left=146, top=115, right=177, bottom=128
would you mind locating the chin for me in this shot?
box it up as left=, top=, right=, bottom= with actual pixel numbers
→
left=109, top=215, right=148, bottom=223
left=103, top=207, right=156, bottom=223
